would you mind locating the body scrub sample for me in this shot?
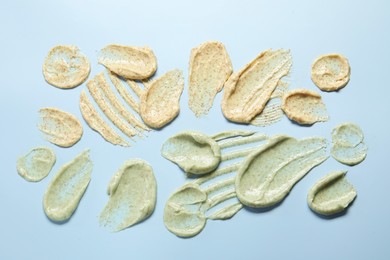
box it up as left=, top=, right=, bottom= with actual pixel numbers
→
left=17, top=147, right=56, bottom=182
left=188, top=41, right=232, bottom=117
left=43, top=149, right=93, bottom=222
left=42, top=45, right=90, bottom=89
left=38, top=107, right=83, bottom=147
left=307, top=170, right=356, bottom=215
left=99, top=159, right=157, bottom=232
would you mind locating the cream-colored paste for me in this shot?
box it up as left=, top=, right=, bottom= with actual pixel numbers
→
left=17, top=147, right=56, bottom=182
left=282, top=89, right=329, bottom=125
left=164, top=131, right=268, bottom=237
left=311, top=54, right=350, bottom=92
left=236, top=135, right=328, bottom=208
left=79, top=91, right=130, bottom=147
left=188, top=41, right=233, bottom=117
left=307, top=170, right=357, bottom=215
left=98, top=44, right=157, bottom=80
left=38, top=107, right=83, bottom=147
left=42, top=45, right=91, bottom=89
left=140, top=69, right=184, bottom=129
left=222, top=49, right=292, bottom=123
left=43, top=149, right=92, bottom=222
left=331, top=123, right=367, bottom=165
left=99, top=159, right=157, bottom=232
left=161, top=131, right=221, bottom=175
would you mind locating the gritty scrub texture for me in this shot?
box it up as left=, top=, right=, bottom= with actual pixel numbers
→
left=222, top=49, right=292, bottom=123
left=188, top=41, right=232, bottom=117
left=43, top=150, right=93, bottom=222
left=99, top=159, right=157, bottom=232
left=17, top=147, right=56, bottom=182
left=307, top=170, right=357, bottom=215
left=38, top=107, right=83, bottom=147
left=42, top=45, right=90, bottom=89
left=282, top=89, right=329, bottom=125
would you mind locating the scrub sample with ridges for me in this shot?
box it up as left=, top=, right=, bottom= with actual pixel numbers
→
left=188, top=41, right=233, bottom=117
left=99, top=159, right=157, bottom=232
left=282, top=89, right=329, bottom=125
left=331, top=123, right=367, bottom=165
left=161, top=131, right=222, bottom=175
left=16, top=147, right=56, bottom=182
left=307, top=170, right=356, bottom=216
left=140, top=69, right=184, bottom=129
left=311, top=54, right=350, bottom=92
left=222, top=49, right=292, bottom=123
left=236, top=135, right=328, bottom=208
left=38, top=107, right=83, bottom=147
left=163, top=131, right=268, bottom=237
left=43, top=149, right=93, bottom=222
left=98, top=44, right=157, bottom=80
left=80, top=71, right=150, bottom=146
left=42, top=45, right=91, bottom=89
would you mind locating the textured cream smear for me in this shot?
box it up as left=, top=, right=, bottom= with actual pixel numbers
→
left=17, top=147, right=56, bottom=182
left=331, top=123, right=367, bottom=166
left=307, top=170, right=357, bottom=216
left=99, top=159, right=157, bottom=232
left=282, top=89, right=329, bottom=125
left=43, top=149, right=92, bottom=222
left=42, top=45, right=90, bottom=89
left=236, top=135, right=328, bottom=208
left=188, top=41, right=233, bottom=117
left=222, top=49, right=292, bottom=123
left=164, top=131, right=268, bottom=237
left=98, top=44, right=157, bottom=80
left=38, top=107, right=83, bottom=147
left=311, top=54, right=350, bottom=92
left=161, top=131, right=222, bottom=175
left=140, top=69, right=184, bottom=128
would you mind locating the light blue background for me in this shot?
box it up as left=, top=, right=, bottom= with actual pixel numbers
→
left=1, top=0, right=389, bottom=259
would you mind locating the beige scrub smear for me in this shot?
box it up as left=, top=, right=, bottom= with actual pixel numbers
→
left=42, top=45, right=90, bottom=89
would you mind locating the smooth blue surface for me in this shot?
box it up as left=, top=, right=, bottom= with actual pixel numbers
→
left=1, top=0, right=389, bottom=259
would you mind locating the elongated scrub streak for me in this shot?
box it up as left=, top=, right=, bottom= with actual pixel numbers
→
left=43, top=149, right=93, bottom=222
left=222, top=49, right=292, bottom=123
left=307, top=170, right=357, bottom=215
left=79, top=91, right=129, bottom=147
left=42, top=45, right=90, bottom=89
left=140, top=69, right=184, bottom=129
left=311, top=54, right=350, bottom=92
left=282, top=89, right=329, bottom=125
left=17, top=147, right=56, bottom=182
left=99, top=159, right=157, bottom=232
left=38, top=107, right=83, bottom=147
left=331, top=123, right=367, bottom=165
left=98, top=44, right=157, bottom=79
left=236, top=135, right=328, bottom=208
left=189, top=41, right=233, bottom=117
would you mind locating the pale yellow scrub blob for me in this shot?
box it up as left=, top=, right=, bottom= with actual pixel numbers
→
left=99, top=159, right=157, bottom=232
left=188, top=41, right=233, bottom=117
left=42, top=45, right=90, bottom=89
left=38, top=107, right=83, bottom=147
left=43, top=149, right=93, bottom=222
left=307, top=170, right=357, bottom=216
left=16, top=147, right=56, bottom=182
left=331, top=123, right=367, bottom=166
left=140, top=69, right=184, bottom=129
left=98, top=44, right=157, bottom=79
left=311, top=54, right=350, bottom=91
left=222, top=49, right=292, bottom=123
left=282, top=89, right=329, bottom=125
left=236, top=135, right=328, bottom=208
